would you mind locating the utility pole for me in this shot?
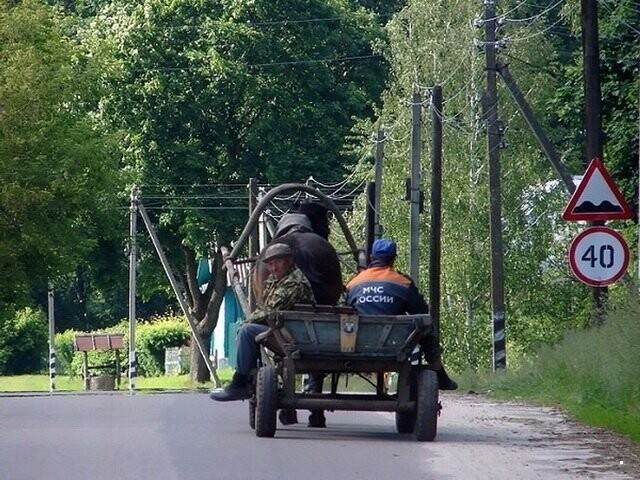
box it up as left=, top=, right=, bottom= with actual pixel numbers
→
left=128, top=186, right=139, bottom=393
left=409, top=89, right=422, bottom=281
left=483, top=0, right=507, bottom=370
left=582, top=0, right=607, bottom=323
left=248, top=178, right=258, bottom=311
left=430, top=86, right=443, bottom=341
left=365, top=182, right=376, bottom=255
left=374, top=128, right=385, bottom=240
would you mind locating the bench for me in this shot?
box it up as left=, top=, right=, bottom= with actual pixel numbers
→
left=74, top=334, right=125, bottom=390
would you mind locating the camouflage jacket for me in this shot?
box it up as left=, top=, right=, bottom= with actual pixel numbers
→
left=248, top=265, right=315, bottom=324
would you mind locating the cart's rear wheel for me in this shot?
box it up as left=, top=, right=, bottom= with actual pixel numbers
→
left=414, top=369, right=438, bottom=441
left=255, top=365, right=278, bottom=438
left=249, top=398, right=256, bottom=430
left=395, top=410, right=416, bottom=434
left=395, top=368, right=416, bottom=434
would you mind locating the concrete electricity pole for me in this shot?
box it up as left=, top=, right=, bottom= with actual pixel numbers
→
left=128, top=186, right=139, bottom=392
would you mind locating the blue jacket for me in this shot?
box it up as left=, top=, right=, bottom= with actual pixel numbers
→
left=345, top=262, right=428, bottom=315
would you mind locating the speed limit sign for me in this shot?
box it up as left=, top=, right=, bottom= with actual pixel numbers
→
left=569, top=226, right=630, bottom=287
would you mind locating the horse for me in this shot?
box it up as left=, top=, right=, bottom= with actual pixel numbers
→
left=252, top=202, right=343, bottom=307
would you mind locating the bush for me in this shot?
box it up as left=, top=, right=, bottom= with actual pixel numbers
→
left=54, top=330, right=77, bottom=376
left=0, top=307, right=48, bottom=375
left=56, top=316, right=190, bottom=378
left=136, top=317, right=191, bottom=377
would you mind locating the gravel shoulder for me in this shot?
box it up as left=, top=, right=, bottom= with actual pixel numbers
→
left=428, top=392, right=640, bottom=479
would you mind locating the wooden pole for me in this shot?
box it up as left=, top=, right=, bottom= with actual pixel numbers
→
left=430, top=86, right=443, bottom=341
left=581, top=0, right=607, bottom=323
left=248, top=178, right=258, bottom=311
left=483, top=0, right=507, bottom=370
left=409, top=90, right=422, bottom=281
left=374, top=128, right=385, bottom=239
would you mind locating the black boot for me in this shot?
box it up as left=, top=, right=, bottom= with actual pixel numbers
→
left=436, top=367, right=458, bottom=391
left=210, top=373, right=251, bottom=401
left=278, top=409, right=299, bottom=425
left=308, top=410, right=326, bottom=428
left=306, top=374, right=326, bottom=427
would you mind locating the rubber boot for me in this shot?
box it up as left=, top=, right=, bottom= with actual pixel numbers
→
left=307, top=374, right=326, bottom=428
left=210, top=373, right=251, bottom=401
left=436, top=366, right=458, bottom=391
left=278, top=409, right=299, bottom=425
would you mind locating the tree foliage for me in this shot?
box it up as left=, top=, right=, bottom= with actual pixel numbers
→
left=0, top=0, right=121, bottom=309
left=78, top=0, right=390, bottom=380
left=549, top=0, right=639, bottom=216
left=0, top=307, right=48, bottom=374
left=345, top=0, right=632, bottom=371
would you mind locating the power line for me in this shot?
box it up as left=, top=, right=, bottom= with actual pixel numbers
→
left=247, top=54, right=383, bottom=68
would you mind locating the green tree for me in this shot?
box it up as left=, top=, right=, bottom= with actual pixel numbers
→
left=346, top=0, right=598, bottom=371
left=83, top=0, right=389, bottom=380
left=0, top=307, right=48, bottom=375
left=549, top=0, right=639, bottom=217
left=0, top=0, right=120, bottom=311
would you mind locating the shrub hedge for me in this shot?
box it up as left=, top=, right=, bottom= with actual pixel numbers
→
left=53, top=315, right=191, bottom=377
left=0, top=307, right=48, bottom=375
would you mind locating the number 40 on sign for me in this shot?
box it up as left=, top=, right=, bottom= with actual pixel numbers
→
left=569, top=226, right=630, bottom=287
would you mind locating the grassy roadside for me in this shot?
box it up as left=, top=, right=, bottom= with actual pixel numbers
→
left=459, top=301, right=640, bottom=442
left=0, top=369, right=234, bottom=393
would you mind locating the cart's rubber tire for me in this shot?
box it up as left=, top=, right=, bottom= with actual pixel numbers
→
left=395, top=411, right=416, bottom=434
left=395, top=368, right=417, bottom=434
left=255, top=366, right=278, bottom=438
left=249, top=399, right=256, bottom=430
left=414, top=369, right=438, bottom=442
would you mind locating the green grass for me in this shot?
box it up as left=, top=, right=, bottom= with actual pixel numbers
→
left=459, top=301, right=640, bottom=442
left=0, top=369, right=235, bottom=393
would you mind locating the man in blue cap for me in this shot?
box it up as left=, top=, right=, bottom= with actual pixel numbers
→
left=345, top=238, right=457, bottom=390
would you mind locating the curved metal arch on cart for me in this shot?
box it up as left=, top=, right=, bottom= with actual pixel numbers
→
left=226, top=183, right=363, bottom=267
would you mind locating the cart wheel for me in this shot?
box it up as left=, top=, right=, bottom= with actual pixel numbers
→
left=414, top=369, right=438, bottom=442
left=249, top=398, right=256, bottom=430
left=395, top=411, right=416, bottom=434
left=255, top=365, right=278, bottom=438
left=395, top=368, right=416, bottom=434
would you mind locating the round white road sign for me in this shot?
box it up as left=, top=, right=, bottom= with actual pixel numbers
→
left=568, top=226, right=630, bottom=287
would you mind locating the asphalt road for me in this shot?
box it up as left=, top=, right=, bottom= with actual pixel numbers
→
left=0, top=392, right=637, bottom=479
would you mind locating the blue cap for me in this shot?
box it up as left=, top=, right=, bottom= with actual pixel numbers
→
left=371, top=238, right=397, bottom=258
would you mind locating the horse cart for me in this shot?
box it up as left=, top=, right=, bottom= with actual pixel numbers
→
left=249, top=305, right=440, bottom=441
left=223, top=183, right=441, bottom=441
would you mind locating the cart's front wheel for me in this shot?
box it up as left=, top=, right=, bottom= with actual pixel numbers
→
left=414, top=369, right=438, bottom=441
left=249, top=398, right=256, bottom=430
left=255, top=365, right=278, bottom=438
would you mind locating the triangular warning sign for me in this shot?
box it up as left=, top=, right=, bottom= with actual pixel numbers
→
left=563, top=158, right=633, bottom=221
